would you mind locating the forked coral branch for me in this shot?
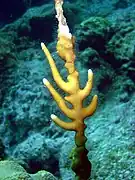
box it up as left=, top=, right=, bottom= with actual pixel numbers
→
left=41, top=0, right=98, bottom=179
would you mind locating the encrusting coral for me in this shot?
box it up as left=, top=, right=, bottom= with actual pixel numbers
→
left=41, top=0, right=98, bottom=179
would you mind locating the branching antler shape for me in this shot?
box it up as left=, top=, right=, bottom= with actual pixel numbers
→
left=41, top=0, right=98, bottom=179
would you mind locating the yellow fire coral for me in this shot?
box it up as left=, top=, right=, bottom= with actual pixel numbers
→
left=41, top=0, right=98, bottom=179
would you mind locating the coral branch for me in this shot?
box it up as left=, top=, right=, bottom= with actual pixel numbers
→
left=80, top=69, right=93, bottom=99
left=41, top=1, right=98, bottom=179
left=43, top=78, right=75, bottom=119
left=51, top=114, right=77, bottom=130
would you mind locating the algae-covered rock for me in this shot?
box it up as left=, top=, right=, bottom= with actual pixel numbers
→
left=0, top=160, right=31, bottom=180
left=0, top=31, right=17, bottom=63
left=76, top=17, right=110, bottom=51
left=107, top=23, right=135, bottom=63
left=31, top=170, right=57, bottom=180
left=0, top=160, right=57, bottom=180
left=106, top=21, right=135, bottom=80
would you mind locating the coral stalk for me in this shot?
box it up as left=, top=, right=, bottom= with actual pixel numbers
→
left=41, top=0, right=98, bottom=179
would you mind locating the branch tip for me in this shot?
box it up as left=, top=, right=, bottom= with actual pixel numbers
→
left=51, top=114, right=57, bottom=120
left=43, top=78, right=49, bottom=86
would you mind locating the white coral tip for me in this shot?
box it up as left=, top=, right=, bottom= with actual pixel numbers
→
left=41, top=42, right=44, bottom=49
left=88, top=69, right=93, bottom=74
left=51, top=114, right=57, bottom=120
left=43, top=78, right=49, bottom=85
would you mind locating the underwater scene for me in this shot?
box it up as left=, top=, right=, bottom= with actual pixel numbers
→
left=0, top=0, right=135, bottom=179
